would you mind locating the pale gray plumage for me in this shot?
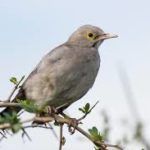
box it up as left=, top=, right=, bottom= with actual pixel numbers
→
left=1, top=25, right=117, bottom=115
left=24, top=41, right=100, bottom=108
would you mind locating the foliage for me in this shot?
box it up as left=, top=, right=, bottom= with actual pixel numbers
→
left=0, top=112, right=22, bottom=133
left=78, top=103, right=91, bottom=114
left=10, top=77, right=18, bottom=85
left=18, top=99, right=43, bottom=113
left=88, top=126, right=103, bottom=141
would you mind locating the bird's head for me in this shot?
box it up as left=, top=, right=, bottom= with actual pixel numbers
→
left=68, top=25, right=118, bottom=48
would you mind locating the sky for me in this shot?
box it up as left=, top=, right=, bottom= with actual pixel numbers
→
left=0, top=0, right=150, bottom=150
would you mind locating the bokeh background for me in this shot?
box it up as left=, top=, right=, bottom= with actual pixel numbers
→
left=0, top=0, right=150, bottom=150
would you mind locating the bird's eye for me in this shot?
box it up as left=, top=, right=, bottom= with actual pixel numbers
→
left=88, top=33, right=94, bottom=38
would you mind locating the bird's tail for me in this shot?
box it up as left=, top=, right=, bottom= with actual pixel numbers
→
left=0, top=88, right=26, bottom=117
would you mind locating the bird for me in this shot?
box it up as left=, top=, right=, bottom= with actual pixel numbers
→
left=0, top=25, right=117, bottom=116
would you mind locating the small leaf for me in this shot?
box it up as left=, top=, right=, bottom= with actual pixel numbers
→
left=18, top=99, right=43, bottom=113
left=10, top=77, right=18, bottom=85
left=88, top=127, right=103, bottom=141
left=89, top=127, right=98, bottom=136
left=0, top=112, right=22, bottom=133
left=78, top=108, right=85, bottom=113
left=78, top=103, right=91, bottom=114
left=12, top=123, right=22, bottom=133
left=84, top=103, right=90, bottom=113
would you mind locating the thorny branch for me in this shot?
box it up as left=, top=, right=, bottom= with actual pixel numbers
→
left=0, top=101, right=123, bottom=150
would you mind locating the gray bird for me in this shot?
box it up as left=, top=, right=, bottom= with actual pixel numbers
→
left=1, top=25, right=117, bottom=115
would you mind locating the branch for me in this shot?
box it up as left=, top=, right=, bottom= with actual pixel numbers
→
left=59, top=124, right=64, bottom=150
left=0, top=102, right=21, bottom=108
left=21, top=128, right=32, bottom=141
left=0, top=92, right=122, bottom=150
left=0, top=114, right=122, bottom=150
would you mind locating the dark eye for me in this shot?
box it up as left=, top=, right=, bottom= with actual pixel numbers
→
left=88, top=33, right=94, bottom=38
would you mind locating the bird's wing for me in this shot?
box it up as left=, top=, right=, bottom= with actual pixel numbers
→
left=0, top=44, right=71, bottom=115
left=22, top=44, right=79, bottom=106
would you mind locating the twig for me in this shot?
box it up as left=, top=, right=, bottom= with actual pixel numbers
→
left=0, top=116, right=57, bottom=131
left=23, top=124, right=52, bottom=129
left=103, top=143, right=123, bottom=150
left=0, top=132, right=7, bottom=141
left=22, top=128, right=32, bottom=141
left=75, top=125, right=123, bottom=150
left=0, top=123, right=11, bottom=129
left=59, top=124, right=64, bottom=150
left=60, top=113, right=122, bottom=150
left=0, top=113, right=123, bottom=150
left=7, top=76, right=25, bottom=102
left=0, top=102, right=21, bottom=108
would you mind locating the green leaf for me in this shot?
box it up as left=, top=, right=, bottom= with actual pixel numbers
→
left=0, top=112, right=22, bottom=133
left=0, top=112, right=18, bottom=124
left=10, top=77, right=18, bottom=85
left=18, top=99, right=43, bottom=113
left=89, top=127, right=98, bottom=136
left=0, top=116, right=6, bottom=124
left=78, top=108, right=85, bottom=113
left=84, top=103, right=90, bottom=113
left=12, top=122, right=22, bottom=133
left=88, top=126, right=103, bottom=141
left=78, top=103, right=91, bottom=114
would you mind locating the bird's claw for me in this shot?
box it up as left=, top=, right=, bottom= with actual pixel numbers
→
left=68, top=118, right=81, bottom=134
left=45, top=106, right=58, bottom=115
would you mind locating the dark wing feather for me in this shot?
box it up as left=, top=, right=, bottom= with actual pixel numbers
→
left=0, top=69, right=38, bottom=116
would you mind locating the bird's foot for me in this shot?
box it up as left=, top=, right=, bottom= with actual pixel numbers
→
left=45, top=106, right=58, bottom=116
left=68, top=118, right=81, bottom=134
left=32, top=106, right=57, bottom=125
left=59, top=112, right=81, bottom=134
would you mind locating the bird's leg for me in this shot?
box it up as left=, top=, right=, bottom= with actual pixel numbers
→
left=45, top=106, right=58, bottom=116
left=38, top=105, right=81, bottom=134
left=60, top=112, right=81, bottom=134
left=56, top=102, right=79, bottom=130
left=68, top=118, right=80, bottom=134
left=32, top=106, right=57, bottom=125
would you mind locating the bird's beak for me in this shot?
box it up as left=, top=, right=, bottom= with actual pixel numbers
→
left=97, top=33, right=118, bottom=41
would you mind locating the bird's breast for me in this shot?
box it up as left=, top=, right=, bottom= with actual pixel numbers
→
left=58, top=47, right=100, bottom=101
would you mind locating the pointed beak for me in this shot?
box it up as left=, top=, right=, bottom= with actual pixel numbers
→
left=98, top=33, right=118, bottom=40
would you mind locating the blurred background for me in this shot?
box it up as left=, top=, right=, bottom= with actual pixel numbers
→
left=0, top=0, right=150, bottom=150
